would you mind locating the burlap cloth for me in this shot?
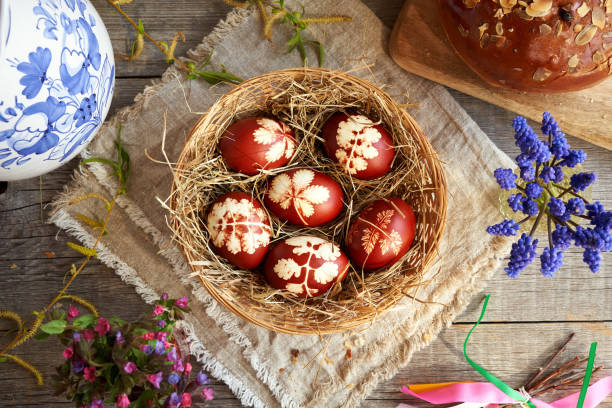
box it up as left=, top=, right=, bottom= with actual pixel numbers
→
left=49, top=1, right=515, bottom=407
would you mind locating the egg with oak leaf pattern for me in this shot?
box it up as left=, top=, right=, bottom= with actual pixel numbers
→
left=264, top=236, right=349, bottom=297
left=322, top=112, right=394, bottom=180
left=264, top=168, right=344, bottom=227
left=219, top=117, right=297, bottom=175
left=206, top=192, right=272, bottom=269
left=347, top=197, right=416, bottom=270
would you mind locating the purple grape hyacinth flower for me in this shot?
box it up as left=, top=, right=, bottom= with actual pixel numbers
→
left=570, top=172, right=596, bottom=192
left=505, top=234, right=538, bottom=278
left=488, top=112, right=610, bottom=278
left=548, top=197, right=566, bottom=217
left=494, top=168, right=517, bottom=190
left=583, top=248, right=601, bottom=273
left=507, top=194, right=523, bottom=212
left=525, top=182, right=543, bottom=199
left=540, top=247, right=564, bottom=277
left=487, top=219, right=520, bottom=236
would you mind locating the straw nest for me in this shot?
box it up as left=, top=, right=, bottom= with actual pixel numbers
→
left=168, top=67, right=447, bottom=335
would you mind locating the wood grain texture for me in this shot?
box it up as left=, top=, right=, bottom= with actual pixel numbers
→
left=389, top=0, right=612, bottom=151
left=0, top=1, right=611, bottom=407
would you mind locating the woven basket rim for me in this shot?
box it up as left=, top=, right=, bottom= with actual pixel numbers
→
left=170, top=67, right=447, bottom=335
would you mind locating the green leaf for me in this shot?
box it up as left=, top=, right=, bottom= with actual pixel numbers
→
left=109, top=317, right=127, bottom=326
left=297, top=38, right=307, bottom=65
left=159, top=41, right=168, bottom=52
left=137, top=19, right=145, bottom=35
left=194, top=70, right=243, bottom=85
left=41, top=319, right=67, bottom=335
left=73, top=314, right=97, bottom=329
left=286, top=32, right=300, bottom=47
left=34, top=331, right=50, bottom=340
left=66, top=242, right=98, bottom=258
left=0, top=357, right=7, bottom=363
left=81, top=157, right=117, bottom=168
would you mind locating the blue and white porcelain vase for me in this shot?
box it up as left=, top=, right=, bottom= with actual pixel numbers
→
left=0, top=0, right=115, bottom=181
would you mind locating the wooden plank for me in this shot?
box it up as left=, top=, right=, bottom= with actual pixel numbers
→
left=389, top=0, right=612, bottom=151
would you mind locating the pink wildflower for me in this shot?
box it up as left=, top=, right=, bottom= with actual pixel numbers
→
left=153, top=305, right=164, bottom=316
left=123, top=361, right=137, bottom=374
left=184, top=362, right=192, bottom=375
left=175, top=296, right=188, bottom=308
left=83, top=366, right=96, bottom=382
left=68, top=304, right=80, bottom=319
left=62, top=347, right=74, bottom=359
left=116, top=394, right=130, bottom=408
left=93, top=318, right=110, bottom=337
left=201, top=387, right=214, bottom=401
left=142, top=332, right=155, bottom=341
left=146, top=371, right=162, bottom=389
left=82, top=329, right=95, bottom=341
left=181, top=393, right=192, bottom=407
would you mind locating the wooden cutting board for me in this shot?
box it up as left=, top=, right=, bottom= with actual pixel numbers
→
left=389, top=0, right=612, bottom=151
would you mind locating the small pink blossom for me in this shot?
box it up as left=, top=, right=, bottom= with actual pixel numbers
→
left=82, top=329, right=95, bottom=341
left=142, top=332, right=155, bottom=341
left=116, top=393, right=130, bottom=408
left=94, top=318, right=110, bottom=337
left=201, top=387, right=214, bottom=401
left=181, top=393, right=192, bottom=407
left=147, top=371, right=162, bottom=389
left=83, top=366, right=96, bottom=382
left=153, top=305, right=164, bottom=316
left=156, top=331, right=167, bottom=342
left=184, top=362, right=192, bottom=375
left=67, top=304, right=80, bottom=319
left=62, top=347, right=74, bottom=359
left=175, top=296, right=188, bottom=308
left=123, top=361, right=137, bottom=374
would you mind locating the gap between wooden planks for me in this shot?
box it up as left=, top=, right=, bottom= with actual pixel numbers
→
left=389, top=0, right=612, bottom=151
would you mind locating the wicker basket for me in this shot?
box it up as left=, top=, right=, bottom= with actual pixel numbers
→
left=169, top=67, right=447, bottom=335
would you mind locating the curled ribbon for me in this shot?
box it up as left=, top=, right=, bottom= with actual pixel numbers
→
left=401, top=295, right=610, bottom=408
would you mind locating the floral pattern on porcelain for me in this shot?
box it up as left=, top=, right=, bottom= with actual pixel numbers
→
left=0, top=0, right=114, bottom=180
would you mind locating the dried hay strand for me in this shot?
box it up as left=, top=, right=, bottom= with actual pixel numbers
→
left=168, top=67, right=447, bottom=335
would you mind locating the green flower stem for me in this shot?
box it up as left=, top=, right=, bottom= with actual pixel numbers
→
left=552, top=183, right=590, bottom=204
left=529, top=206, right=547, bottom=237
left=547, top=213, right=553, bottom=250
left=550, top=215, right=576, bottom=233
left=517, top=215, right=531, bottom=225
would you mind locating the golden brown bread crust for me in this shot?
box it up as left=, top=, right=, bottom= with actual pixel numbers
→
left=438, top=0, right=612, bottom=93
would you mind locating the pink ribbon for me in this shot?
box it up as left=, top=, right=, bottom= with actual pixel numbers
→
left=401, top=377, right=612, bottom=408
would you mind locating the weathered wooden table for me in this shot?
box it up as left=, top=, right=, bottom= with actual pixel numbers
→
left=1, top=1, right=610, bottom=407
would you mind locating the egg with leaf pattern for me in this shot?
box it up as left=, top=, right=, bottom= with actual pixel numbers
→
left=206, top=192, right=272, bottom=269
left=264, top=236, right=349, bottom=297
left=322, top=112, right=394, bottom=180
left=264, top=168, right=344, bottom=227
left=347, top=197, right=416, bottom=270
left=219, top=117, right=297, bottom=175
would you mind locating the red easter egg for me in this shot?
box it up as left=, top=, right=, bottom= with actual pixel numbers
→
left=264, top=236, right=349, bottom=297
left=264, top=168, right=344, bottom=227
left=322, top=112, right=394, bottom=180
left=206, top=192, right=272, bottom=269
left=347, top=197, right=416, bottom=271
left=219, top=117, right=297, bottom=175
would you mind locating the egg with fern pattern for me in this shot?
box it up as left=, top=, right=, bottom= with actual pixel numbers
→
left=346, top=197, right=416, bottom=270
left=264, top=235, right=349, bottom=297
left=322, top=112, right=394, bottom=180
left=219, top=117, right=297, bottom=175
left=264, top=168, right=344, bottom=227
left=206, top=192, right=272, bottom=269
